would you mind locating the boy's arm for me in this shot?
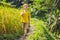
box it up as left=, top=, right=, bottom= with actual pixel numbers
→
left=20, top=12, right=24, bottom=16
left=28, top=13, right=31, bottom=27
left=28, top=16, right=30, bottom=23
left=28, top=16, right=30, bottom=27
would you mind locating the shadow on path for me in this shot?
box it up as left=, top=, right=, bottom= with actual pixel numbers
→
left=18, top=25, right=34, bottom=40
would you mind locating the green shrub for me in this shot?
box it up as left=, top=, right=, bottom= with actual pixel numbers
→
left=0, top=6, right=23, bottom=40
left=26, top=18, right=56, bottom=40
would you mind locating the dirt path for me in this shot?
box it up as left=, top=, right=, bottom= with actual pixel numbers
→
left=18, top=25, right=34, bottom=40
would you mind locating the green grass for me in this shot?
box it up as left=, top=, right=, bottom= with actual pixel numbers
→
left=26, top=18, right=56, bottom=40
left=0, top=6, right=23, bottom=40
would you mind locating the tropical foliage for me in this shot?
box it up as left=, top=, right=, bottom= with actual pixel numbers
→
left=0, top=0, right=60, bottom=40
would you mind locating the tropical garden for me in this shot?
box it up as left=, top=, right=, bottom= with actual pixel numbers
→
left=0, top=0, right=60, bottom=40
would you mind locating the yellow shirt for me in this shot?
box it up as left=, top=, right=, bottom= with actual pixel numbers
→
left=20, top=10, right=30, bottom=23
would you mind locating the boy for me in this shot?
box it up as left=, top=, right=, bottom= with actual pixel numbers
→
left=20, top=3, right=30, bottom=36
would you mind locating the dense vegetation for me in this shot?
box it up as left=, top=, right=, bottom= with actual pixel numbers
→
left=26, top=18, right=56, bottom=40
left=0, top=0, right=60, bottom=40
left=0, top=6, right=23, bottom=40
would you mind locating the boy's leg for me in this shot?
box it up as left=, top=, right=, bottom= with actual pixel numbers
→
left=22, top=23, right=28, bottom=36
left=22, top=23, right=25, bottom=33
left=27, top=23, right=30, bottom=33
left=24, top=23, right=28, bottom=36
